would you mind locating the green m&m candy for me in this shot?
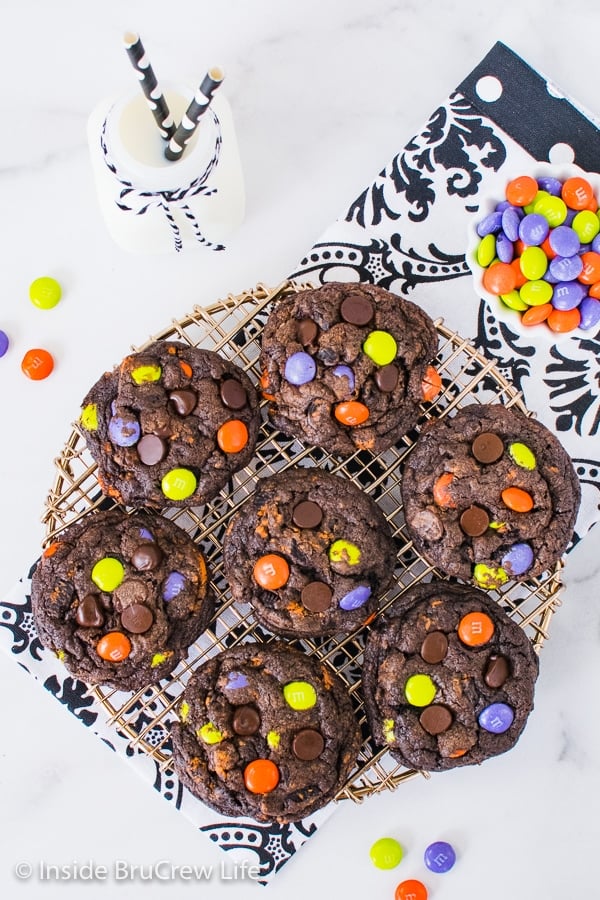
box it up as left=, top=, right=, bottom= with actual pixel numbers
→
left=161, top=468, right=197, bottom=500
left=363, top=331, right=397, bottom=366
left=519, top=246, right=547, bottom=281
left=520, top=279, right=553, bottom=307
left=198, top=723, right=224, bottom=744
left=404, top=673, right=436, bottom=707
left=131, top=364, right=162, bottom=384
left=328, top=539, right=361, bottom=566
left=29, top=276, right=62, bottom=309
left=91, top=557, right=125, bottom=592
left=369, top=837, right=404, bottom=870
left=508, top=442, right=536, bottom=470
left=283, top=681, right=317, bottom=710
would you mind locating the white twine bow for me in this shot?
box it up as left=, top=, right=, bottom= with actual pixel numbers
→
left=100, top=109, right=225, bottom=252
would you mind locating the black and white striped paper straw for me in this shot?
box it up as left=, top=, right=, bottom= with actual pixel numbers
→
left=164, top=67, right=224, bottom=162
left=123, top=31, right=176, bottom=141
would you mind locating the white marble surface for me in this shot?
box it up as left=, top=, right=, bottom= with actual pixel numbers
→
left=1, top=2, right=599, bottom=897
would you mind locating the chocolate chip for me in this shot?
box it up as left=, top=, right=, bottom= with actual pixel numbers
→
left=121, top=603, right=154, bottom=634
left=131, top=543, right=163, bottom=571
left=484, top=654, right=510, bottom=689
left=168, top=389, right=197, bottom=416
left=220, top=379, right=247, bottom=410
left=232, top=705, right=261, bottom=735
left=472, top=432, right=504, bottom=464
left=297, top=318, right=318, bottom=346
left=375, top=364, right=399, bottom=392
left=137, top=434, right=168, bottom=466
left=340, top=293, right=374, bottom=326
left=419, top=704, right=453, bottom=735
left=292, top=500, right=323, bottom=529
left=301, top=581, right=332, bottom=612
left=292, top=728, right=325, bottom=760
left=459, top=505, right=490, bottom=537
left=420, top=630, right=448, bottom=664
left=75, top=594, right=104, bottom=628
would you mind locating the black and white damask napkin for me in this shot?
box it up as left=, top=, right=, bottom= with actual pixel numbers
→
left=2, top=41, right=599, bottom=883
left=292, top=41, right=600, bottom=546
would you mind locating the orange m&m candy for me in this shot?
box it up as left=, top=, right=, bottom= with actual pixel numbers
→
left=179, top=360, right=193, bottom=378
left=521, top=303, right=552, bottom=326
left=421, top=365, right=442, bottom=402
left=244, top=758, right=280, bottom=794
left=432, top=472, right=456, bottom=508
left=482, top=262, right=516, bottom=296
left=547, top=307, right=581, bottom=333
left=253, top=554, right=290, bottom=590
left=506, top=175, right=538, bottom=207
left=458, top=611, right=495, bottom=646
left=42, top=542, right=60, bottom=558
left=577, top=251, right=600, bottom=285
left=217, top=419, right=249, bottom=454
left=510, top=257, right=528, bottom=288
left=334, top=401, right=369, bottom=426
left=96, top=631, right=131, bottom=662
left=588, top=282, right=600, bottom=299
left=561, top=176, right=595, bottom=211
left=501, top=487, right=534, bottom=512
left=260, top=370, right=275, bottom=401
left=395, top=879, right=428, bottom=900
left=21, top=347, right=54, bottom=380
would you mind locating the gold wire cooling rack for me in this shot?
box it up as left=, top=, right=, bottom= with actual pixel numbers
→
left=41, top=280, right=563, bottom=803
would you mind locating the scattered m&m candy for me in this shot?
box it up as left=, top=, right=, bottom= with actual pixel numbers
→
left=369, top=837, right=404, bottom=869
left=0, top=330, right=9, bottom=357
left=473, top=172, right=600, bottom=333
left=21, top=347, right=54, bottom=380
left=395, top=880, right=428, bottom=900
left=424, top=840, right=456, bottom=874
left=29, top=276, right=62, bottom=309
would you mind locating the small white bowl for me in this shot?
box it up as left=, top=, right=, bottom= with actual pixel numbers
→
left=466, top=162, right=600, bottom=341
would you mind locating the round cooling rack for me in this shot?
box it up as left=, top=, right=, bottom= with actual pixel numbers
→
left=41, top=280, right=564, bottom=803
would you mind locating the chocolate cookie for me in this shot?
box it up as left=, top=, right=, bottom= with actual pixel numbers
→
left=79, top=341, right=260, bottom=508
left=401, top=404, right=580, bottom=589
left=171, top=642, right=362, bottom=822
left=362, top=581, right=539, bottom=771
left=31, top=508, right=213, bottom=691
left=260, top=283, right=439, bottom=456
left=222, top=467, right=397, bottom=637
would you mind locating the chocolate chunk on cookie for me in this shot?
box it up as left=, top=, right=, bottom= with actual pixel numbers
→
left=79, top=341, right=260, bottom=508
left=401, top=404, right=580, bottom=588
left=171, top=642, right=362, bottom=822
left=31, top=509, right=213, bottom=691
left=223, top=467, right=397, bottom=637
left=260, top=283, right=439, bottom=456
left=362, top=581, right=539, bottom=771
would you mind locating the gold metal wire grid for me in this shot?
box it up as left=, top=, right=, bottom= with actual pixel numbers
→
left=42, top=280, right=563, bottom=802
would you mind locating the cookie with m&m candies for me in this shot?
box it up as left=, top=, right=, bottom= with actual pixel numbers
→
left=79, top=341, right=260, bottom=508
left=31, top=508, right=213, bottom=691
left=170, top=642, right=362, bottom=823
left=401, top=403, right=580, bottom=589
left=362, top=581, right=539, bottom=771
left=260, top=282, right=439, bottom=456
left=222, top=466, right=396, bottom=637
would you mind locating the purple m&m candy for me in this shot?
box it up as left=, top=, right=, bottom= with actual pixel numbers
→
left=519, top=213, right=549, bottom=246
left=284, top=351, right=316, bottom=386
left=501, top=206, right=522, bottom=242
left=476, top=210, right=503, bottom=237
left=501, top=542, right=534, bottom=576
left=579, top=296, right=600, bottom=330
left=139, top=527, right=154, bottom=541
left=495, top=200, right=511, bottom=212
left=424, top=841, right=456, bottom=874
left=551, top=281, right=587, bottom=311
left=339, top=584, right=371, bottom=611
left=549, top=225, right=580, bottom=258
left=478, top=702, right=514, bottom=734
left=496, top=231, right=514, bottom=263
left=108, top=413, right=141, bottom=447
left=332, top=364, right=355, bottom=392
left=162, top=571, right=186, bottom=601
left=537, top=176, right=563, bottom=196
left=549, top=254, right=584, bottom=282
left=0, top=329, right=9, bottom=358
left=226, top=671, right=249, bottom=690
left=592, top=234, right=600, bottom=254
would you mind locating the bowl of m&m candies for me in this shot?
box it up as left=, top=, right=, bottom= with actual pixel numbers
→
left=468, top=165, right=600, bottom=337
